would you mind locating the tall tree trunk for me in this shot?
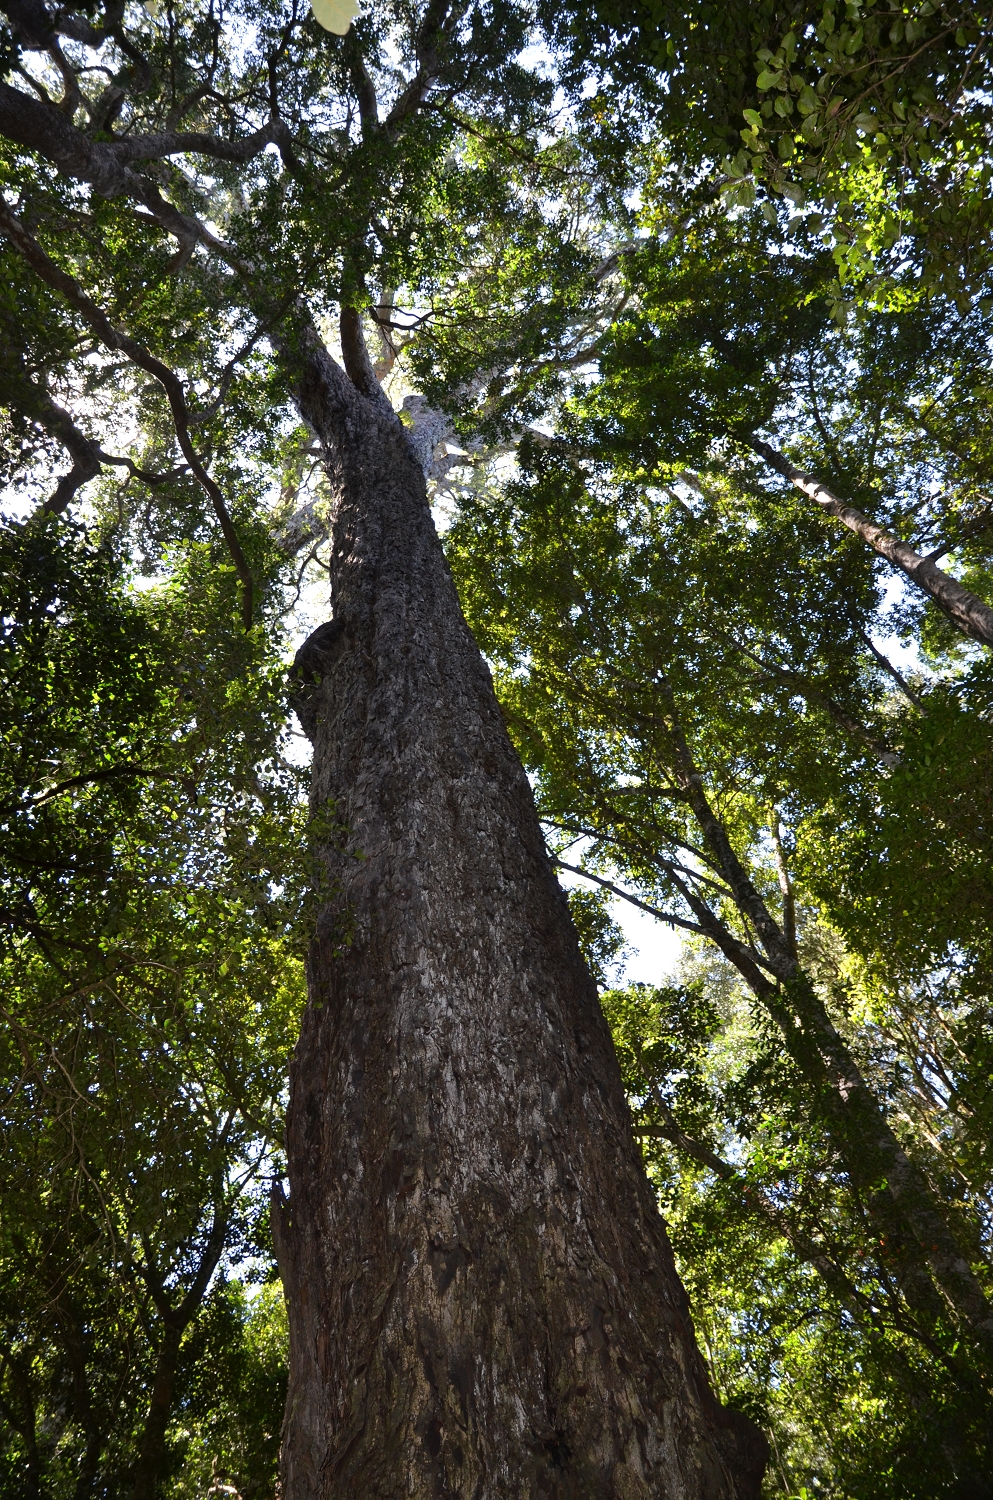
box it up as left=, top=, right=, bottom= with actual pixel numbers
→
left=129, top=1325, right=181, bottom=1500
left=274, top=332, right=767, bottom=1499
left=664, top=719, right=993, bottom=1364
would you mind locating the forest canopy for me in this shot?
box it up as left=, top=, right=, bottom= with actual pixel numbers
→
left=1, top=2, right=992, bottom=1497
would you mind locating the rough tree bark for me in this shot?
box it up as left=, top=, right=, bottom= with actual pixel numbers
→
left=272, top=327, right=768, bottom=1500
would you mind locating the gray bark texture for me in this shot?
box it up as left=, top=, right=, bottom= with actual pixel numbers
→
left=274, top=333, right=767, bottom=1500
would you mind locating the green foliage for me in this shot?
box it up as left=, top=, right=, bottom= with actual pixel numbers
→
left=799, top=671, right=993, bottom=986
left=556, top=0, right=993, bottom=308
left=566, top=886, right=627, bottom=988
left=0, top=516, right=305, bottom=1495
left=405, top=133, right=633, bottom=440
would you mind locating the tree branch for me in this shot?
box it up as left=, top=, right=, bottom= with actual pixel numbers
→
left=384, top=0, right=466, bottom=128
left=20, top=374, right=103, bottom=513
left=0, top=198, right=254, bottom=625
left=347, top=42, right=379, bottom=131
left=656, top=679, right=795, bottom=978
left=339, top=305, right=397, bottom=421
left=0, top=81, right=218, bottom=249
left=748, top=435, right=993, bottom=649
left=857, top=628, right=923, bottom=710
left=552, top=856, right=709, bottom=939
left=0, top=762, right=158, bottom=814
left=2, top=0, right=110, bottom=49
left=105, top=122, right=282, bottom=167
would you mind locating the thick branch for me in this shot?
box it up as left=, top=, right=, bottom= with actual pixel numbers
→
left=384, top=0, right=462, bottom=127
left=0, top=81, right=212, bottom=247
left=347, top=45, right=379, bottom=131
left=339, top=306, right=396, bottom=421
left=2, top=0, right=108, bottom=48
left=9, top=364, right=170, bottom=513
left=109, top=122, right=281, bottom=166
left=663, top=865, right=781, bottom=997
left=23, top=378, right=102, bottom=513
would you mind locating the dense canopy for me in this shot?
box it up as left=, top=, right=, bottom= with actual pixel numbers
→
left=1, top=1, right=992, bottom=1496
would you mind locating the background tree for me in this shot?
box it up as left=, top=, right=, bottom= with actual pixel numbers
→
left=0, top=516, right=303, bottom=1497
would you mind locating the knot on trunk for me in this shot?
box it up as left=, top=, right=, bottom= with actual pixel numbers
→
left=288, top=616, right=348, bottom=739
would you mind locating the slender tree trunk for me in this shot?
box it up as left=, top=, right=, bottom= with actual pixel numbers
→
left=777, top=977, right=993, bottom=1356
left=664, top=713, right=993, bottom=1367
left=274, top=332, right=767, bottom=1499
left=127, top=1211, right=229, bottom=1500
left=58, top=1311, right=103, bottom=1500
left=747, top=436, right=993, bottom=648
left=0, top=1352, right=44, bottom=1500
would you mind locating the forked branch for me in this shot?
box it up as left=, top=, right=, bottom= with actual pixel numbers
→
left=0, top=199, right=254, bottom=626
